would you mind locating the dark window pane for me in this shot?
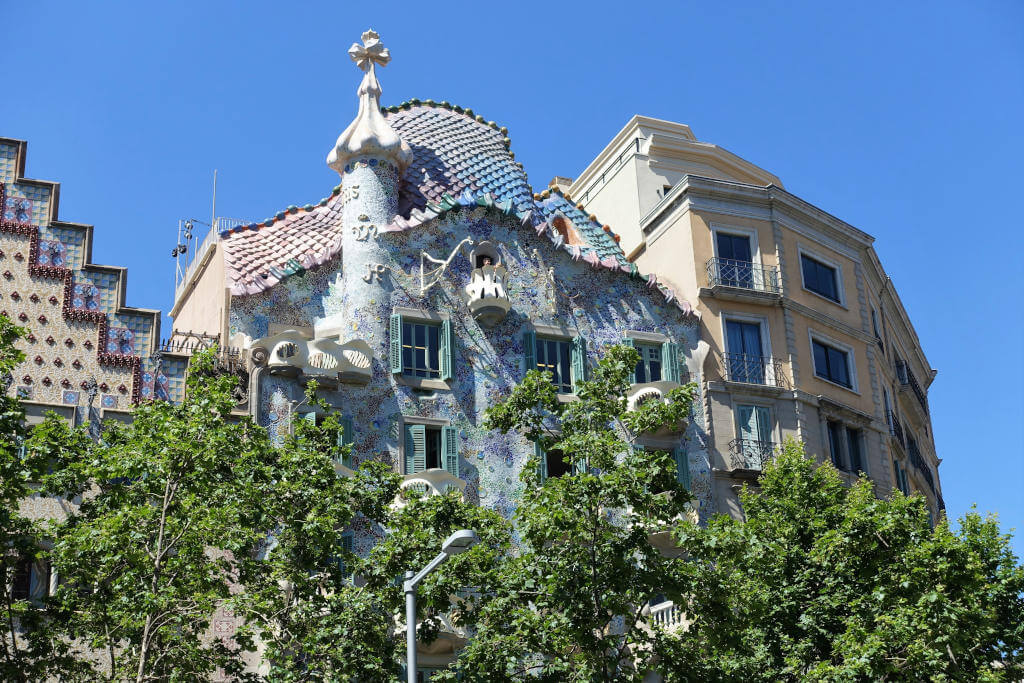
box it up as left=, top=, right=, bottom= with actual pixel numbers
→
left=829, top=347, right=850, bottom=387
left=426, top=428, right=441, bottom=469
left=847, top=428, right=863, bottom=472
left=827, top=421, right=843, bottom=467
left=813, top=341, right=829, bottom=380
left=546, top=449, right=571, bottom=478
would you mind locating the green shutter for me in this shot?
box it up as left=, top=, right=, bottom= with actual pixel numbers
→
left=622, top=338, right=636, bottom=383
left=523, top=330, right=536, bottom=377
left=662, top=341, right=680, bottom=383
left=571, top=335, right=587, bottom=393
left=440, top=318, right=454, bottom=381
left=338, top=531, right=354, bottom=583
left=390, top=313, right=403, bottom=374
left=535, top=440, right=547, bottom=482
left=674, top=447, right=691, bottom=489
left=404, top=424, right=426, bottom=474
left=572, top=453, right=588, bottom=475
left=441, top=426, right=459, bottom=477
left=338, top=415, right=354, bottom=468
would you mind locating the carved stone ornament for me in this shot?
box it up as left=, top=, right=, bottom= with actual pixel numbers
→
left=362, top=263, right=388, bottom=283
left=248, top=330, right=373, bottom=385
left=326, top=29, right=412, bottom=174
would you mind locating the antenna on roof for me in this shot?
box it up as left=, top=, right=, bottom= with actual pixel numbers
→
left=211, top=169, right=218, bottom=232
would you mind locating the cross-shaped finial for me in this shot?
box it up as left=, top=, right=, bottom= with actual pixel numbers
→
left=348, top=29, right=390, bottom=73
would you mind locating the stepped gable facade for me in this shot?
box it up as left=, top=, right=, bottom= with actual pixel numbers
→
left=0, top=138, right=188, bottom=429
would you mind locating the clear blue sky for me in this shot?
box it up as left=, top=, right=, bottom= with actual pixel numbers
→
left=4, top=1, right=1022, bottom=555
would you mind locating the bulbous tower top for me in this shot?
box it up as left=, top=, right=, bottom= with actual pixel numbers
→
left=326, top=29, right=413, bottom=175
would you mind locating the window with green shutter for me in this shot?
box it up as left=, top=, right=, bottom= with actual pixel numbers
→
left=534, top=441, right=571, bottom=481
left=404, top=424, right=426, bottom=474
left=674, top=447, right=691, bottom=489
left=336, top=531, right=354, bottom=585
left=441, top=425, right=459, bottom=477
left=391, top=313, right=454, bottom=382
left=337, top=415, right=354, bottom=468
left=661, top=341, right=681, bottom=383
left=571, top=335, right=587, bottom=392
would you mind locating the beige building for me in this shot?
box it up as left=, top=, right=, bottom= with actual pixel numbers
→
left=566, top=116, right=943, bottom=520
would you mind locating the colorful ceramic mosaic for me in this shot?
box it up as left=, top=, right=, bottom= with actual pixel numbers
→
left=0, top=138, right=188, bottom=410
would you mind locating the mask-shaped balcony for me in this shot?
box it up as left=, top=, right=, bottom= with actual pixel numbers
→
left=464, top=264, right=511, bottom=326
left=249, top=331, right=373, bottom=386
left=626, top=381, right=687, bottom=436
left=393, top=469, right=467, bottom=510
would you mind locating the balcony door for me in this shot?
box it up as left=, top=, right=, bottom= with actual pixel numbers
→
left=736, top=404, right=772, bottom=468
left=726, top=320, right=765, bottom=384
left=715, top=232, right=753, bottom=288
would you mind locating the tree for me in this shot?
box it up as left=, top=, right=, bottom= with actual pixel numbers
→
left=0, top=315, right=86, bottom=681
left=439, top=344, right=698, bottom=681
left=664, top=440, right=1024, bottom=682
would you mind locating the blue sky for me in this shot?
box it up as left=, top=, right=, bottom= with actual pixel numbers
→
left=4, top=1, right=1022, bottom=555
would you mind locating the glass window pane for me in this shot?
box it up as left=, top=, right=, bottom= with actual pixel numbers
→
left=403, top=323, right=412, bottom=346
left=813, top=341, right=829, bottom=379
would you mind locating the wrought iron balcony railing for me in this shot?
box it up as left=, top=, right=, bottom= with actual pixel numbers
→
left=895, top=360, right=929, bottom=414
left=721, top=353, right=789, bottom=388
left=727, top=438, right=779, bottom=471
left=907, top=439, right=936, bottom=495
left=706, top=258, right=781, bottom=294
left=888, top=410, right=905, bottom=449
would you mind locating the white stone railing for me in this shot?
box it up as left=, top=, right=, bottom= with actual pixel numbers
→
left=648, top=600, right=685, bottom=630
left=394, top=469, right=467, bottom=509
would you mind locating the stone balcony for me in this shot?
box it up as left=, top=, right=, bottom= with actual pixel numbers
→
left=393, top=469, right=467, bottom=510
left=626, top=380, right=687, bottom=437
left=644, top=599, right=686, bottom=631
left=248, top=330, right=373, bottom=386
left=463, top=264, right=511, bottom=326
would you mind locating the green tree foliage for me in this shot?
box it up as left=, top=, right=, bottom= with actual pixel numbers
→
left=665, top=440, right=1024, bottom=682
left=440, top=344, right=698, bottom=681
left=0, top=315, right=86, bottom=681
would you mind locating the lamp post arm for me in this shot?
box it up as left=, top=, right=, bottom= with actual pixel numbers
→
left=404, top=551, right=448, bottom=591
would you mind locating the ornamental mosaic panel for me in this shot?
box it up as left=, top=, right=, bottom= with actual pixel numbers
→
left=72, top=271, right=119, bottom=313
left=0, top=143, right=16, bottom=183
left=7, top=183, right=50, bottom=226
left=44, top=226, right=87, bottom=270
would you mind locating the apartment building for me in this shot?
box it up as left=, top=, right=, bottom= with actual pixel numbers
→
left=568, top=116, right=943, bottom=520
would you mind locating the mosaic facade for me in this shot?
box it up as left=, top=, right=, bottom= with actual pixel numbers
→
left=0, top=137, right=188, bottom=427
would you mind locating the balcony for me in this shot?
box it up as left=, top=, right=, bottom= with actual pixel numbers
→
left=705, top=258, right=781, bottom=303
left=727, top=438, right=779, bottom=472
left=895, top=360, right=929, bottom=415
left=393, top=469, right=467, bottom=510
left=463, top=264, right=511, bottom=326
left=720, top=353, right=789, bottom=389
left=907, top=439, right=936, bottom=496
left=248, top=331, right=373, bottom=385
left=888, top=410, right=905, bottom=450
left=645, top=600, right=685, bottom=631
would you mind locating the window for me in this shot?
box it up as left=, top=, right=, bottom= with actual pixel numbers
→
left=715, top=232, right=754, bottom=288
left=535, top=440, right=587, bottom=481
left=634, top=344, right=662, bottom=383
left=826, top=420, right=843, bottom=468
left=846, top=427, right=864, bottom=473
left=662, top=184, right=672, bottom=197
left=801, top=253, right=840, bottom=302
left=335, top=531, right=354, bottom=586
left=634, top=444, right=690, bottom=490
left=725, top=320, right=765, bottom=384
left=870, top=307, right=884, bottom=354
left=622, top=337, right=681, bottom=384
left=296, top=411, right=354, bottom=468
left=403, top=424, right=459, bottom=477
left=11, top=557, right=49, bottom=602
left=812, top=339, right=851, bottom=388
left=390, top=313, right=454, bottom=382
left=524, top=331, right=587, bottom=393
left=736, top=405, right=773, bottom=468
left=893, top=459, right=910, bottom=495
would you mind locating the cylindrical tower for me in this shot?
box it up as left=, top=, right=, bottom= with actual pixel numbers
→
left=316, top=28, right=411, bottom=337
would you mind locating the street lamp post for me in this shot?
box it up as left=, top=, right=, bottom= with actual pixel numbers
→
left=403, top=529, right=480, bottom=683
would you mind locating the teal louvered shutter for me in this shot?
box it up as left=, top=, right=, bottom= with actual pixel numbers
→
left=441, top=426, right=459, bottom=477
left=535, top=441, right=547, bottom=482
left=571, top=335, right=587, bottom=392
left=390, top=313, right=403, bottom=374
left=338, top=415, right=354, bottom=468
left=572, top=453, right=588, bottom=475
left=622, top=337, right=636, bottom=383
left=338, top=531, right=354, bottom=583
left=523, top=330, right=536, bottom=377
left=440, top=318, right=454, bottom=381
left=297, top=411, right=317, bottom=433
left=404, top=424, right=426, bottom=474
left=674, top=447, right=691, bottom=489
left=662, top=341, right=681, bottom=383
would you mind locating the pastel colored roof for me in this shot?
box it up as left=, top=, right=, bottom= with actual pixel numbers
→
left=220, top=102, right=694, bottom=316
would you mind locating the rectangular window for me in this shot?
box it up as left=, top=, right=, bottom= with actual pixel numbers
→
left=715, top=232, right=754, bottom=288
left=536, top=337, right=573, bottom=393
left=402, top=321, right=440, bottom=379
left=801, top=254, right=839, bottom=302
left=827, top=420, right=844, bottom=468
left=846, top=427, right=864, bottom=473
left=403, top=424, right=459, bottom=477
left=812, top=339, right=851, bottom=388
left=726, top=320, right=765, bottom=384
left=535, top=441, right=571, bottom=481
left=737, top=405, right=773, bottom=468
left=634, top=344, right=662, bottom=383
